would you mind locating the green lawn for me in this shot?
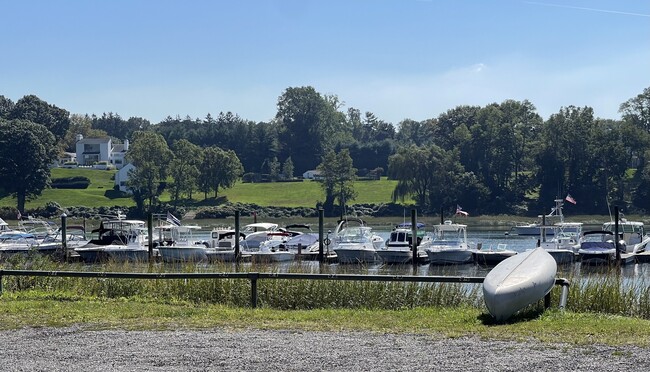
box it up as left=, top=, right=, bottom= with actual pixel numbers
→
left=0, top=168, right=401, bottom=209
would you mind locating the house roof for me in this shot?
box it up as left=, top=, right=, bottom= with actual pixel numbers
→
left=113, top=144, right=126, bottom=152
left=77, top=137, right=111, bottom=144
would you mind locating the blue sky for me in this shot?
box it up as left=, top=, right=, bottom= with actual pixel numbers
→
left=1, top=0, right=649, bottom=125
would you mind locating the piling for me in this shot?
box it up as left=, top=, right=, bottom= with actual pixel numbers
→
left=615, top=207, right=621, bottom=263
left=61, top=213, right=68, bottom=262
left=411, top=209, right=417, bottom=268
left=235, top=211, right=241, bottom=261
left=147, top=212, right=153, bottom=262
left=318, top=208, right=324, bottom=263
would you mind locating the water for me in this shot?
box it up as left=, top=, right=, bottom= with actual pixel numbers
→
left=184, top=228, right=650, bottom=283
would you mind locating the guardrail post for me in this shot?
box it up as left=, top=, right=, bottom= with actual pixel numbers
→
left=249, top=272, right=259, bottom=308
left=558, top=278, right=570, bottom=310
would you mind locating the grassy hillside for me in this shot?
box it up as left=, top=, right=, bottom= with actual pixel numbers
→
left=0, top=168, right=401, bottom=209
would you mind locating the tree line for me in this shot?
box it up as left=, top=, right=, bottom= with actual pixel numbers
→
left=1, top=86, right=650, bottom=216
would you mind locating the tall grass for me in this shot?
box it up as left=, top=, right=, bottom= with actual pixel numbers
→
left=2, top=255, right=650, bottom=319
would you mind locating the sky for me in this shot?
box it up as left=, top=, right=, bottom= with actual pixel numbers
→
left=1, top=0, right=649, bottom=125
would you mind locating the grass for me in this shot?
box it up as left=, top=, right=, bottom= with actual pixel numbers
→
left=0, top=168, right=400, bottom=209
left=1, top=256, right=650, bottom=346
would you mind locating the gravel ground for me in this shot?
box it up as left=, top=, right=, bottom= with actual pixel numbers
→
left=1, top=327, right=649, bottom=371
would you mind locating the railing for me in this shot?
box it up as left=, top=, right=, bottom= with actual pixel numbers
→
left=0, top=269, right=570, bottom=309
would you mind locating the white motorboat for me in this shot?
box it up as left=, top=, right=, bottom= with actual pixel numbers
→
left=602, top=218, right=650, bottom=254
left=75, top=217, right=149, bottom=263
left=539, top=222, right=583, bottom=265
left=483, top=247, right=557, bottom=321
left=422, top=220, right=475, bottom=265
left=0, top=232, right=40, bottom=258
left=473, top=243, right=517, bottom=266
left=577, top=230, right=617, bottom=265
left=376, top=222, right=429, bottom=264
left=249, top=240, right=295, bottom=263
left=155, top=224, right=208, bottom=263
left=205, top=227, right=247, bottom=263
left=332, top=218, right=384, bottom=264
left=240, top=223, right=281, bottom=249
left=511, top=199, right=578, bottom=236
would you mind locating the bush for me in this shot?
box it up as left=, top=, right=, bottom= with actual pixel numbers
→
left=50, top=176, right=91, bottom=189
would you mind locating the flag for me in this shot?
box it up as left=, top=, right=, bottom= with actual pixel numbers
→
left=166, top=212, right=181, bottom=226
left=16, top=210, right=22, bottom=220
left=565, top=194, right=576, bottom=205
left=456, top=204, right=469, bottom=216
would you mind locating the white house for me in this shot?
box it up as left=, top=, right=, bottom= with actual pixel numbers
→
left=75, top=136, right=112, bottom=166
left=302, top=170, right=322, bottom=180
left=74, top=134, right=129, bottom=169
left=114, top=163, right=136, bottom=193
left=110, top=139, right=129, bottom=169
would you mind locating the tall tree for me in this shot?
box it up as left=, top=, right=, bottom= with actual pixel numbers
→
left=126, top=131, right=173, bottom=212
left=9, top=95, right=70, bottom=143
left=317, top=149, right=357, bottom=216
left=169, top=139, right=202, bottom=203
left=0, top=119, right=57, bottom=213
left=275, top=86, right=346, bottom=174
left=197, top=146, right=243, bottom=199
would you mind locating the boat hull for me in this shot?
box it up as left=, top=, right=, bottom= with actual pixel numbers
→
left=426, top=249, right=474, bottom=265
left=250, top=251, right=295, bottom=263
left=474, top=251, right=516, bottom=266
left=334, top=248, right=379, bottom=264
left=545, top=249, right=576, bottom=265
left=483, top=247, right=557, bottom=321
left=376, top=249, right=413, bottom=264
left=157, top=246, right=208, bottom=263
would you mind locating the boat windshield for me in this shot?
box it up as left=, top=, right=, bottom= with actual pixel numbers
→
left=337, top=227, right=372, bottom=243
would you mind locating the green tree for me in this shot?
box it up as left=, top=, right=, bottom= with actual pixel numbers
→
left=282, top=157, right=294, bottom=180
left=275, top=86, right=346, bottom=174
left=0, top=119, right=57, bottom=213
left=61, top=114, right=109, bottom=152
left=126, top=131, right=173, bottom=212
left=198, top=146, right=243, bottom=199
left=317, top=149, right=357, bottom=216
left=619, top=86, right=650, bottom=132
left=268, top=157, right=280, bottom=181
left=169, top=139, right=202, bottom=203
left=9, top=95, right=70, bottom=143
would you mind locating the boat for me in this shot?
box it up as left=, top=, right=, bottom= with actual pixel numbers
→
left=75, top=217, right=149, bottom=263
left=538, top=222, right=583, bottom=265
left=473, top=243, right=517, bottom=266
left=577, top=231, right=617, bottom=265
left=0, top=217, right=21, bottom=235
left=18, top=216, right=58, bottom=240
left=36, top=225, right=90, bottom=256
left=0, top=232, right=40, bottom=258
left=249, top=239, right=295, bottom=263
left=422, top=220, right=475, bottom=265
left=155, top=224, right=208, bottom=263
left=376, top=222, right=430, bottom=264
left=205, top=227, right=247, bottom=262
left=602, top=218, right=649, bottom=254
left=483, top=247, right=557, bottom=321
left=240, top=223, right=282, bottom=249
left=332, top=218, right=384, bottom=264
left=511, top=199, right=578, bottom=236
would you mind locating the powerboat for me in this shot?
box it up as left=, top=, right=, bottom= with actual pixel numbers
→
left=376, top=222, right=429, bottom=264
left=75, top=217, right=149, bottom=263
left=332, top=218, right=384, bottom=264
left=155, top=224, right=208, bottom=263
left=577, top=231, right=617, bottom=265
left=474, top=243, right=517, bottom=266
left=539, top=222, right=583, bottom=264
left=602, top=218, right=649, bottom=254
left=511, top=199, right=578, bottom=236
left=422, top=220, right=475, bottom=265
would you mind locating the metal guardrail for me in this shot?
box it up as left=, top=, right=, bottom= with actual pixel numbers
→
left=0, top=270, right=570, bottom=309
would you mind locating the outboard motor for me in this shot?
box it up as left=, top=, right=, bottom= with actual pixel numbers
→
left=617, top=239, right=627, bottom=253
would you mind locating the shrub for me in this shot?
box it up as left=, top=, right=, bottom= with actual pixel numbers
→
left=50, top=176, right=91, bottom=189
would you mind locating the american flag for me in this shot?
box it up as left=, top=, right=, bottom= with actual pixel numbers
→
left=456, top=204, right=469, bottom=216
left=166, top=212, right=181, bottom=226
left=565, top=194, right=577, bottom=205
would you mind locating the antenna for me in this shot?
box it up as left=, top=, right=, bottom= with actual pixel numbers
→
left=606, top=196, right=613, bottom=222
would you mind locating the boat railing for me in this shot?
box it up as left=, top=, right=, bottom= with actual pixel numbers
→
left=0, top=269, right=571, bottom=310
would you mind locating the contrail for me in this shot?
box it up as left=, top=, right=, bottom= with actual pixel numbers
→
left=525, top=1, right=650, bottom=18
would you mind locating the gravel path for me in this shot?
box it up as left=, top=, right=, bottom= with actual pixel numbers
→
left=1, top=327, right=649, bottom=371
